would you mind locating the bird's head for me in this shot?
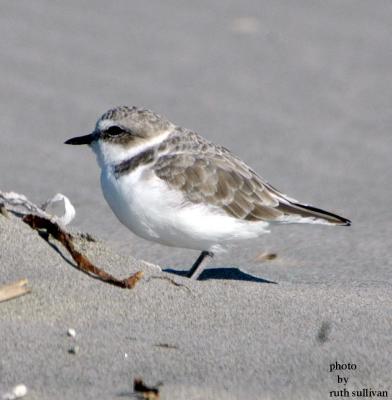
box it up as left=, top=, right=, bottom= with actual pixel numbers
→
left=65, top=106, right=174, bottom=166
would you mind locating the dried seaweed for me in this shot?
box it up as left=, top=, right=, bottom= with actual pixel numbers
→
left=255, top=252, right=278, bottom=262
left=22, top=214, right=143, bottom=289
left=0, top=191, right=74, bottom=226
left=133, top=378, right=160, bottom=400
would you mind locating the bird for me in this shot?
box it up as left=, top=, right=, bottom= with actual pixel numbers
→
left=65, top=106, right=350, bottom=279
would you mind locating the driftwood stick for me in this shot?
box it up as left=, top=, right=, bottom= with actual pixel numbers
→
left=0, top=279, right=31, bottom=303
left=22, top=214, right=143, bottom=289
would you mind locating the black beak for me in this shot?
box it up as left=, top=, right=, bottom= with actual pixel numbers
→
left=64, top=133, right=96, bottom=145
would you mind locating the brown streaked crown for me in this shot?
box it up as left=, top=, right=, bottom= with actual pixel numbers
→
left=96, top=106, right=174, bottom=146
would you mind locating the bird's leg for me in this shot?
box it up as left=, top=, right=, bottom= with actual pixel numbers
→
left=187, top=251, right=214, bottom=279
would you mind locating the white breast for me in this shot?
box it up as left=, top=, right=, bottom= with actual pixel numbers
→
left=100, top=163, right=270, bottom=252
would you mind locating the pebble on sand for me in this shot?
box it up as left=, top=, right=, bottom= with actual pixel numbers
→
left=68, top=345, right=79, bottom=354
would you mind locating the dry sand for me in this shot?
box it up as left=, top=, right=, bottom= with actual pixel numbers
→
left=1, top=214, right=391, bottom=399
left=1, top=1, right=392, bottom=399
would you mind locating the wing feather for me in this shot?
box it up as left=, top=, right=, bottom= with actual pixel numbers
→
left=153, top=131, right=284, bottom=221
left=153, top=130, right=350, bottom=225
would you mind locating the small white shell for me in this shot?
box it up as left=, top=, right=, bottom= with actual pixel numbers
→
left=42, top=193, right=76, bottom=226
left=67, top=328, right=76, bottom=337
left=12, top=385, right=27, bottom=399
left=2, top=384, right=28, bottom=400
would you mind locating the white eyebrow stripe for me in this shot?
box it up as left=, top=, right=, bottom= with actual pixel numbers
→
left=97, top=119, right=117, bottom=131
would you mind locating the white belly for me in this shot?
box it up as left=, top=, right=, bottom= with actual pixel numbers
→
left=100, top=165, right=270, bottom=252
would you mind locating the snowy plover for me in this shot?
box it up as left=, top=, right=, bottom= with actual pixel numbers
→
left=65, top=106, right=350, bottom=279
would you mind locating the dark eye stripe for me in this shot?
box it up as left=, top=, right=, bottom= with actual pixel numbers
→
left=106, top=126, right=124, bottom=135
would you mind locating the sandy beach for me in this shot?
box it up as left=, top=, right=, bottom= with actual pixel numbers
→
left=1, top=1, right=391, bottom=398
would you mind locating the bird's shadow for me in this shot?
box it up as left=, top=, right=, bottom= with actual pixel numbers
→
left=163, top=267, right=277, bottom=283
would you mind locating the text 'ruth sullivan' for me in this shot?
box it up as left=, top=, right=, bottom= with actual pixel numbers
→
left=329, top=362, right=388, bottom=398
left=330, top=388, right=388, bottom=398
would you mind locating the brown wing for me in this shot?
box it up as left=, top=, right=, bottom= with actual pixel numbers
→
left=153, top=131, right=350, bottom=225
left=154, top=144, right=283, bottom=221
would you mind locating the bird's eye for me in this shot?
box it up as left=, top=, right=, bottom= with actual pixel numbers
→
left=106, top=126, right=123, bottom=136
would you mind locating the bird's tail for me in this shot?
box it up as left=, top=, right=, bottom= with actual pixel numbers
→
left=278, top=201, right=351, bottom=226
